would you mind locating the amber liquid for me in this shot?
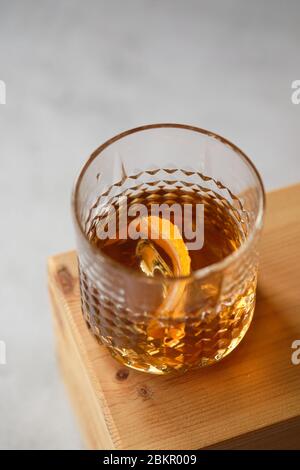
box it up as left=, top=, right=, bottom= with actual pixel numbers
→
left=81, top=185, right=256, bottom=374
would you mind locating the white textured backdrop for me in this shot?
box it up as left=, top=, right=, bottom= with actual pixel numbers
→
left=0, top=0, right=299, bottom=449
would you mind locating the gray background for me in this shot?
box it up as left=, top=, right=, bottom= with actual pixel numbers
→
left=0, top=0, right=299, bottom=449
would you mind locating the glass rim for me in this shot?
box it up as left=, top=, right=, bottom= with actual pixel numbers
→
left=72, top=123, right=266, bottom=282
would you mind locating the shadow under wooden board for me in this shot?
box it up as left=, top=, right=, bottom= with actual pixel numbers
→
left=48, top=183, right=300, bottom=450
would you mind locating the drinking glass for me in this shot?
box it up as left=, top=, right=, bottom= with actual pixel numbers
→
left=72, top=124, right=265, bottom=375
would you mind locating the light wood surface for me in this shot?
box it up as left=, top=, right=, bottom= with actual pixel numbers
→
left=48, top=183, right=300, bottom=450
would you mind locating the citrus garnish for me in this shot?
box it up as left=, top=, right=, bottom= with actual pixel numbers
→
left=136, top=215, right=191, bottom=316
left=136, top=239, right=173, bottom=278
left=138, top=215, right=191, bottom=277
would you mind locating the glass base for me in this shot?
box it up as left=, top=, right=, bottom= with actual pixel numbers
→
left=84, top=311, right=254, bottom=375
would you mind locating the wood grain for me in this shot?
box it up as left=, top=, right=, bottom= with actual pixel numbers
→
left=48, top=183, right=300, bottom=450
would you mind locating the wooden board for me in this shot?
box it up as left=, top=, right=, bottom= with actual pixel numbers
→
left=48, top=183, right=300, bottom=450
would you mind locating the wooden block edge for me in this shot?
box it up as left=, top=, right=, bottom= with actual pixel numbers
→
left=48, top=256, right=123, bottom=450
